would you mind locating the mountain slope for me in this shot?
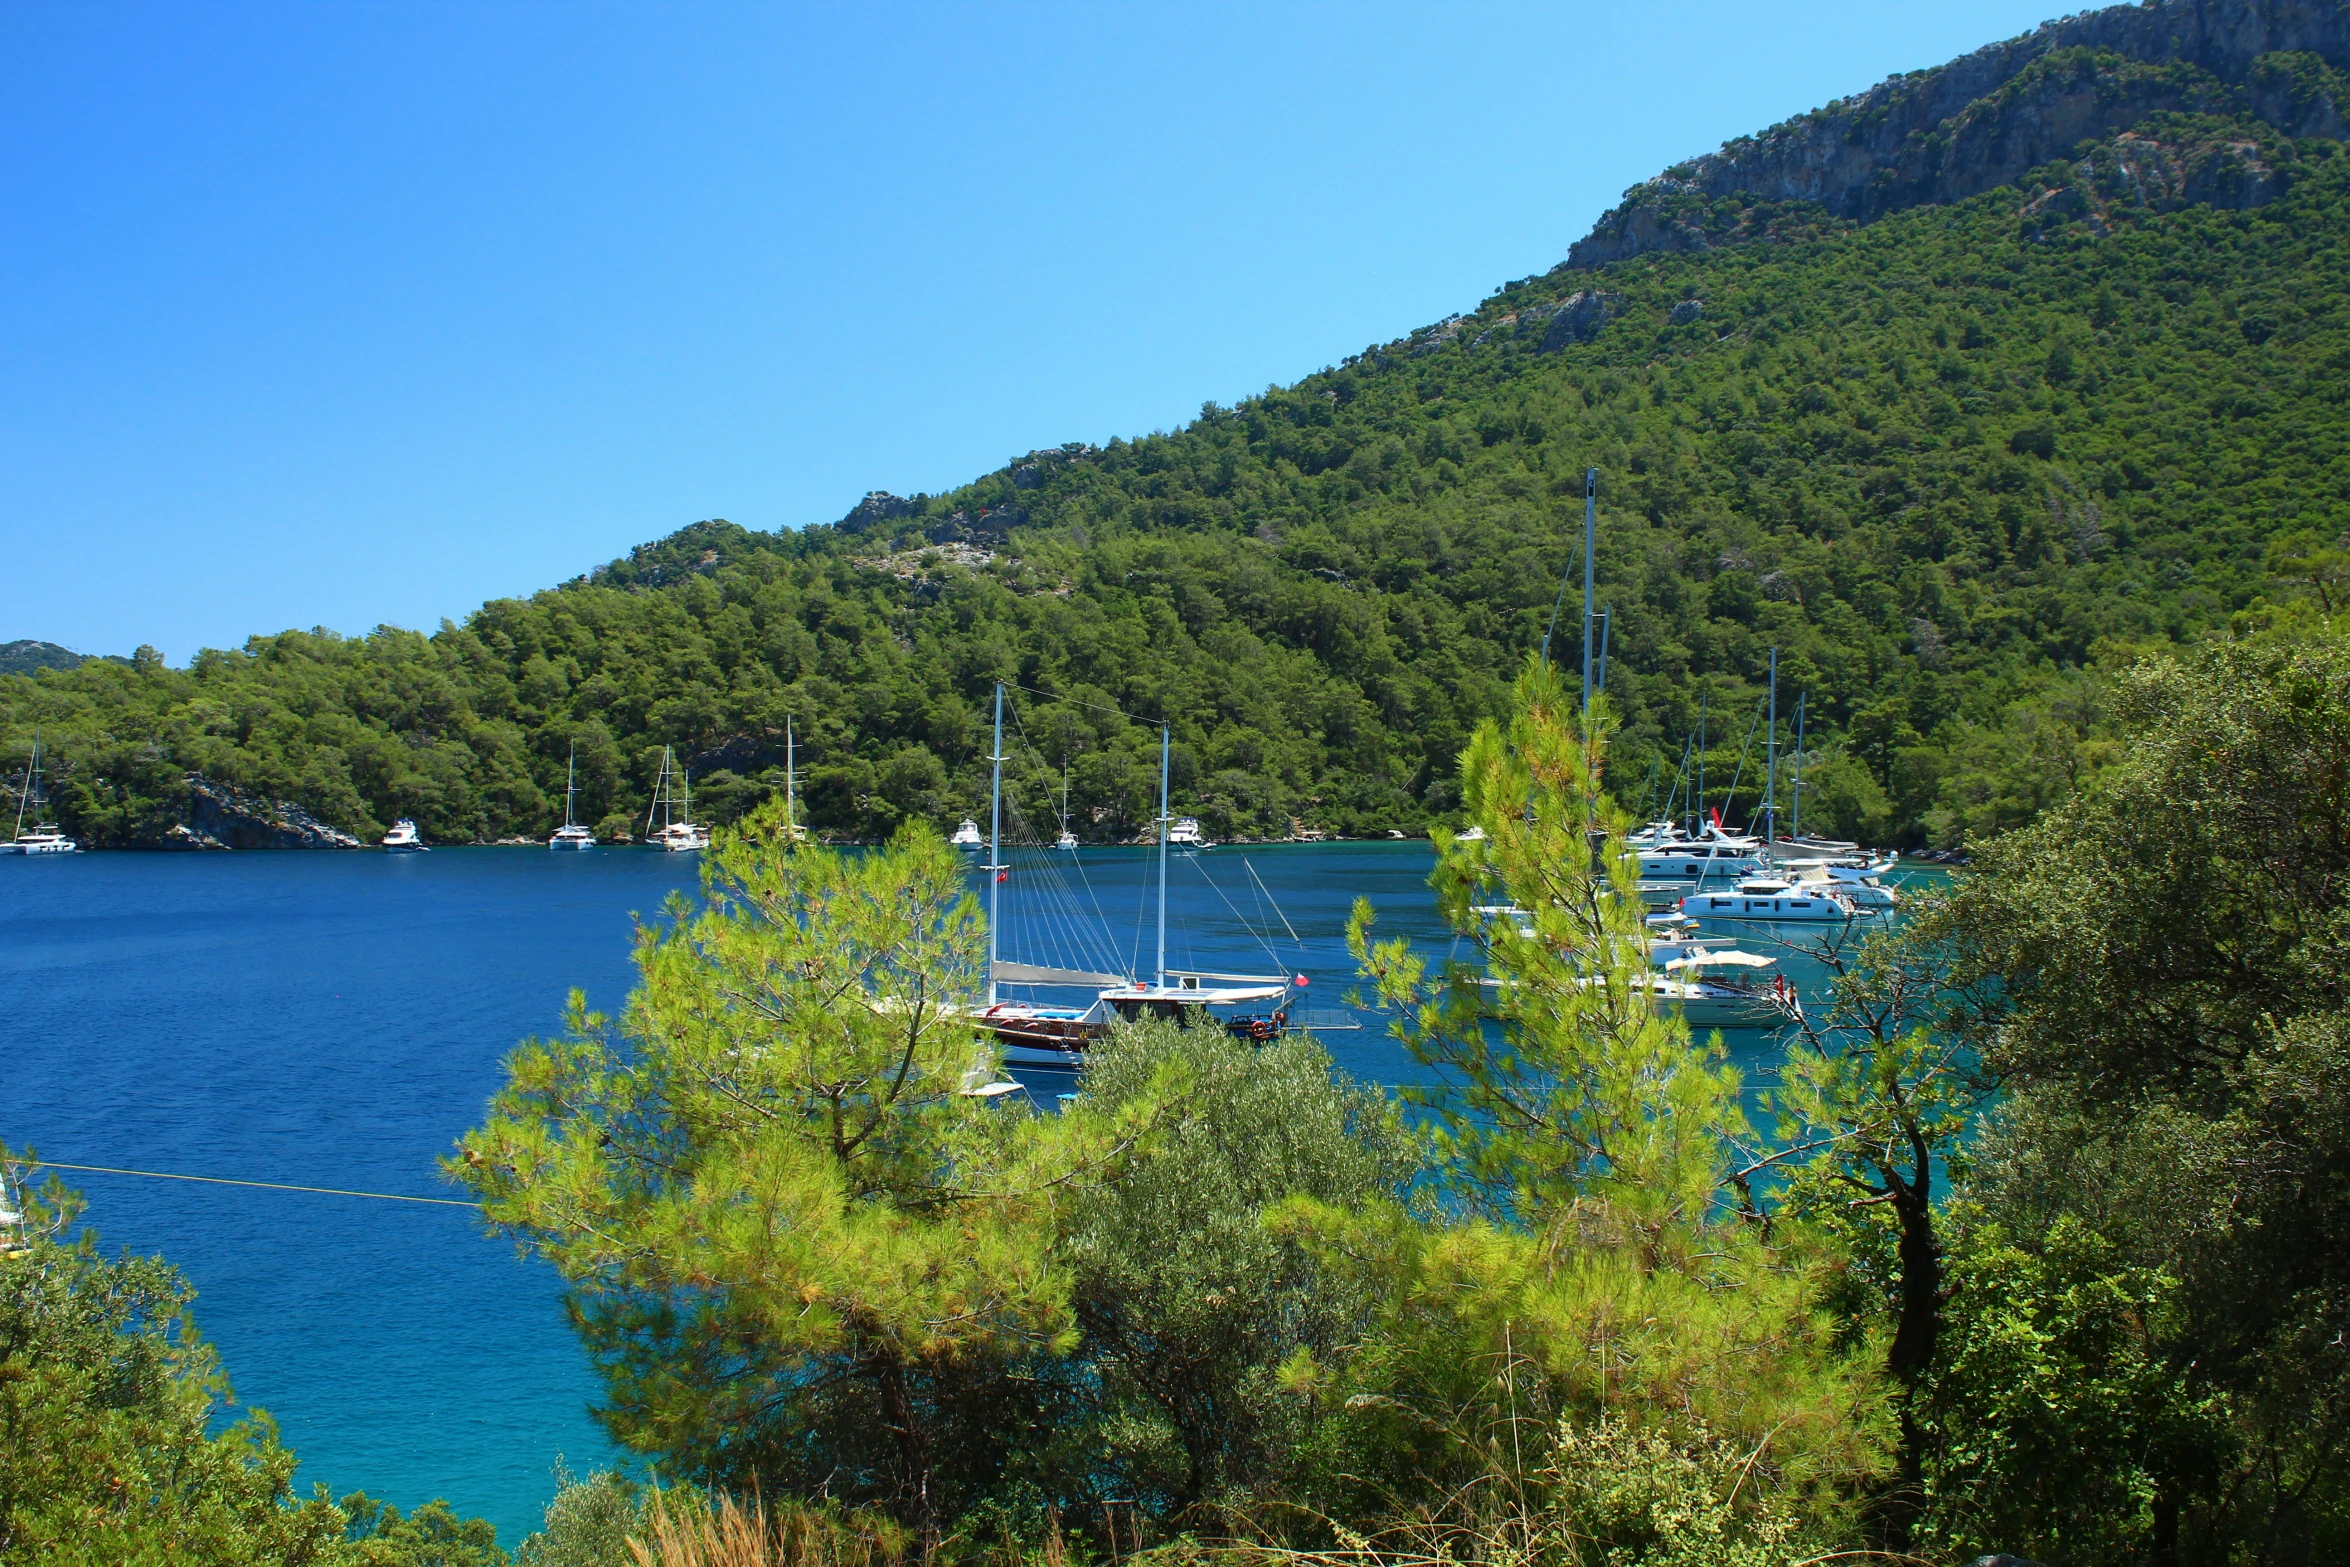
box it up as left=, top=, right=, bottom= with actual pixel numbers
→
left=7, top=0, right=2350, bottom=849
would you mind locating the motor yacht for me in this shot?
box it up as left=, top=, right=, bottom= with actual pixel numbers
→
left=1168, top=816, right=1208, bottom=849
left=1788, top=860, right=1899, bottom=909
left=950, top=817, right=985, bottom=848
left=381, top=819, right=427, bottom=852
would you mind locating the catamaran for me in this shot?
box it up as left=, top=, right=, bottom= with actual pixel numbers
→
left=644, top=747, right=710, bottom=852
left=963, top=685, right=1299, bottom=1070
left=1681, top=874, right=1859, bottom=923
left=1, top=732, right=77, bottom=855
left=550, top=745, right=596, bottom=849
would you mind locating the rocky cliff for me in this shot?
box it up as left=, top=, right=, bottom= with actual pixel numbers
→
left=138, top=775, right=363, bottom=850
left=1568, top=0, right=2350, bottom=268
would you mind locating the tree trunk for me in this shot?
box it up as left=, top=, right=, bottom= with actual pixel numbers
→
left=869, top=1351, right=936, bottom=1535
left=1874, top=1156, right=1942, bottom=1551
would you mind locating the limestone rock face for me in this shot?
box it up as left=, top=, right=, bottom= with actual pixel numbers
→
left=147, top=776, right=362, bottom=850
left=1533, top=291, right=1622, bottom=351
left=840, top=491, right=916, bottom=532
left=1566, top=0, right=2350, bottom=269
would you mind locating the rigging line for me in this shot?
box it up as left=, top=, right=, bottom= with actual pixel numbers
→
left=1241, top=857, right=1303, bottom=946
left=1006, top=681, right=1161, bottom=727
left=998, top=717, right=1125, bottom=974
left=34, top=1161, right=474, bottom=1208
left=1716, top=701, right=1767, bottom=826
left=1184, top=855, right=1288, bottom=974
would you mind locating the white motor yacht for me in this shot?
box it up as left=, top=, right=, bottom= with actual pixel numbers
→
left=1635, top=827, right=1767, bottom=884
left=381, top=819, right=427, bottom=852
left=1168, top=816, right=1208, bottom=848
left=1, top=733, right=77, bottom=855
left=950, top=817, right=985, bottom=848
left=1681, top=876, right=1858, bottom=923
left=1771, top=833, right=1866, bottom=864
left=1453, top=824, right=1488, bottom=843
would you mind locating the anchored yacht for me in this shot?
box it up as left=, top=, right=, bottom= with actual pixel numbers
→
left=1681, top=875, right=1859, bottom=923
left=1, top=733, right=77, bottom=855
left=644, top=747, right=710, bottom=852
left=550, top=744, right=596, bottom=849
left=381, top=819, right=427, bottom=852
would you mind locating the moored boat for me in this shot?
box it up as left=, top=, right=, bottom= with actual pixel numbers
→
left=1, top=733, right=77, bottom=855
left=550, top=744, right=596, bottom=849
left=381, top=819, right=427, bottom=852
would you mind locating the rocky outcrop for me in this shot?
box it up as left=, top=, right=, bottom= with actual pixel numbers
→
left=839, top=491, right=917, bottom=532
left=1567, top=0, right=2350, bottom=269
left=1535, top=290, right=1623, bottom=350
left=140, top=776, right=362, bottom=850
left=0, top=639, right=85, bottom=676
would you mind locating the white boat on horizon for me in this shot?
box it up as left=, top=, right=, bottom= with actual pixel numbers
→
left=644, top=746, right=710, bottom=852
left=1168, top=816, right=1208, bottom=849
left=1, top=732, right=77, bottom=855
left=950, top=817, right=985, bottom=848
left=550, top=744, right=596, bottom=849
left=381, top=818, right=427, bottom=852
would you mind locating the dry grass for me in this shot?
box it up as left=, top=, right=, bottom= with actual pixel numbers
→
left=626, top=1492, right=916, bottom=1567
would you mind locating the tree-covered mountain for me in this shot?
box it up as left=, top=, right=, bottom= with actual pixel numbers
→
left=7, top=0, right=2350, bottom=848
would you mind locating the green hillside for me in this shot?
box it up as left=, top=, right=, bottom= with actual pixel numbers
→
left=9, top=32, right=2350, bottom=847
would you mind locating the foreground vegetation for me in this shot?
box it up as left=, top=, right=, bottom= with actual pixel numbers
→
left=8, top=41, right=2350, bottom=849
left=19, top=621, right=2350, bottom=1564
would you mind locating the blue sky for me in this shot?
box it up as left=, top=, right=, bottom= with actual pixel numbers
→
left=2, top=1, right=2061, bottom=662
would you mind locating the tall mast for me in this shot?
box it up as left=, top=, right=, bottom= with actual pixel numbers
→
left=679, top=755, right=690, bottom=827
left=1792, top=693, right=1806, bottom=840
left=565, top=744, right=578, bottom=828
left=785, top=717, right=797, bottom=835
left=1579, top=468, right=1598, bottom=713
left=1764, top=649, right=1778, bottom=844
left=1697, top=695, right=1707, bottom=833
left=987, top=683, right=1004, bottom=1008
left=10, top=732, right=32, bottom=841
left=1156, top=724, right=1170, bottom=989
left=1596, top=607, right=1611, bottom=698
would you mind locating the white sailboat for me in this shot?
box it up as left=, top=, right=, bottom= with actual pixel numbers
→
left=644, top=747, right=710, bottom=852
left=550, top=744, right=596, bottom=849
left=966, top=686, right=1297, bottom=1070
left=1, top=732, right=78, bottom=855
left=781, top=717, right=808, bottom=843
left=1054, top=767, right=1077, bottom=851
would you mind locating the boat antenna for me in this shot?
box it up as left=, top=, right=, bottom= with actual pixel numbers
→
left=1792, top=692, right=1806, bottom=840
left=1764, top=648, right=1778, bottom=845
left=1580, top=468, right=1598, bottom=713
left=1156, top=724, right=1170, bottom=989
left=988, top=683, right=1004, bottom=1008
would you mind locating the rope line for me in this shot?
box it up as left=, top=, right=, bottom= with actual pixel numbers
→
left=35, top=1161, right=475, bottom=1208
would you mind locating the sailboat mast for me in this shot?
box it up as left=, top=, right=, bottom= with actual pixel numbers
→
left=10, top=733, right=32, bottom=841
left=1764, top=649, right=1778, bottom=844
left=1792, top=693, right=1806, bottom=840
left=1156, top=724, right=1170, bottom=989
left=565, top=745, right=578, bottom=828
left=987, top=684, right=1004, bottom=1009
left=1579, top=468, right=1598, bottom=713
left=1697, top=696, right=1707, bottom=833
left=785, top=718, right=797, bottom=835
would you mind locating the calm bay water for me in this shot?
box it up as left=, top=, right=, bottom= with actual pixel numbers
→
left=1, top=840, right=1923, bottom=1543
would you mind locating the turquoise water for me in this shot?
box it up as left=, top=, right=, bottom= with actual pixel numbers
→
left=0, top=841, right=1921, bottom=1542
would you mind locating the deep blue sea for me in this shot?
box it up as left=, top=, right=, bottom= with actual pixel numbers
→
left=1, top=841, right=1930, bottom=1544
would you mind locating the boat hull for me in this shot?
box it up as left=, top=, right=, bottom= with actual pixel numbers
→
left=0, top=840, right=76, bottom=855
left=1681, top=891, right=1855, bottom=922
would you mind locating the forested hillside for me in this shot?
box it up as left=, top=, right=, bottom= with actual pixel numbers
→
left=9, top=6, right=2350, bottom=847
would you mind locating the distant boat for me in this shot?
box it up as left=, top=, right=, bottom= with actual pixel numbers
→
left=1054, top=766, right=1077, bottom=851
left=1168, top=816, right=1208, bottom=849
left=781, top=717, right=808, bottom=843
left=0, top=731, right=77, bottom=855
left=381, top=819, right=427, bottom=852
left=644, top=746, right=710, bottom=852
left=550, top=744, right=596, bottom=849
left=1454, top=824, right=1487, bottom=843
left=950, top=817, right=985, bottom=849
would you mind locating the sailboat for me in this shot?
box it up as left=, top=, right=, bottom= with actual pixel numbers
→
left=967, top=685, right=1297, bottom=1070
left=1054, top=766, right=1077, bottom=851
left=549, top=744, right=596, bottom=849
left=644, top=747, right=710, bottom=852
left=781, top=718, right=808, bottom=843
left=1, top=732, right=78, bottom=855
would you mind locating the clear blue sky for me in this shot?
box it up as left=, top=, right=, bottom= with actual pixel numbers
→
left=2, top=1, right=2061, bottom=662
